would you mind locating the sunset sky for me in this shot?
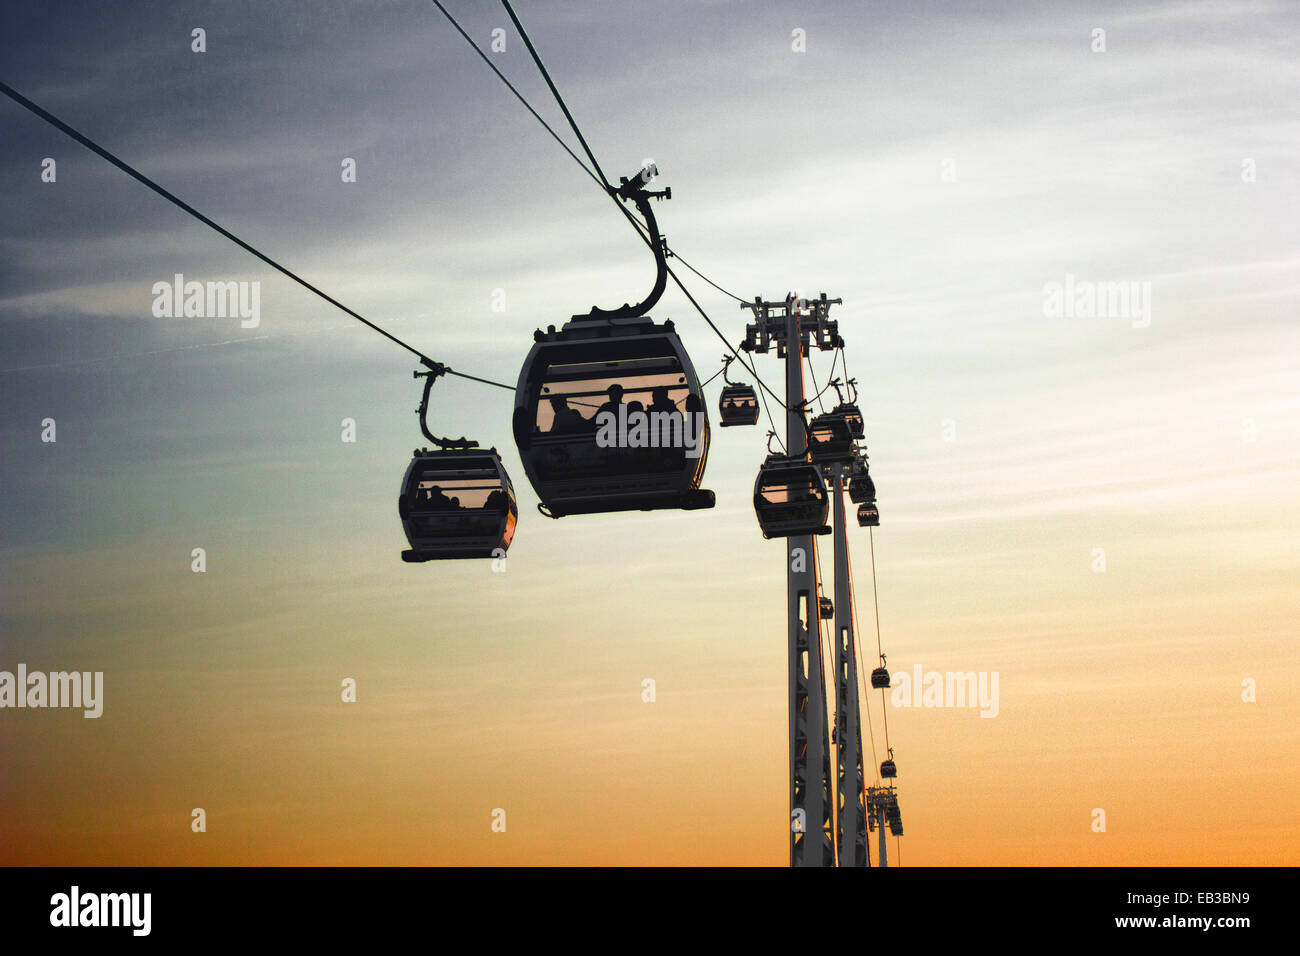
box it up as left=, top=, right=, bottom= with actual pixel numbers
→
left=1, top=0, right=1296, bottom=865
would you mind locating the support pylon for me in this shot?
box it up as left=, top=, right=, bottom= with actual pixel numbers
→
left=743, top=292, right=841, bottom=866
left=832, top=463, right=869, bottom=865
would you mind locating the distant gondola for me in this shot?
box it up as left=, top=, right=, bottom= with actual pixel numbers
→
left=830, top=377, right=865, bottom=439
left=807, top=412, right=856, bottom=465
left=717, top=354, right=760, bottom=427
left=718, top=383, right=760, bottom=427
left=399, top=448, right=517, bottom=561
left=399, top=361, right=518, bottom=562
left=857, top=502, right=880, bottom=527
left=886, top=806, right=903, bottom=836
left=870, top=666, right=891, bottom=689
left=833, top=403, right=864, bottom=440
left=848, top=455, right=876, bottom=503
left=753, top=453, right=831, bottom=539
left=818, top=595, right=834, bottom=619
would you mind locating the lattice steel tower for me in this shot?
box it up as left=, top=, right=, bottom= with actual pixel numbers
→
left=743, top=292, right=844, bottom=867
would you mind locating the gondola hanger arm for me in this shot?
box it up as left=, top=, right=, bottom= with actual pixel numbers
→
left=579, top=164, right=671, bottom=321
left=414, top=360, right=478, bottom=450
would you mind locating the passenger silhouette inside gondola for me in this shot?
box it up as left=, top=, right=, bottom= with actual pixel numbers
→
left=483, top=488, right=506, bottom=513
left=596, top=383, right=625, bottom=421
left=683, top=393, right=703, bottom=437
left=421, top=485, right=459, bottom=510
left=547, top=395, right=588, bottom=433
left=649, top=386, right=677, bottom=418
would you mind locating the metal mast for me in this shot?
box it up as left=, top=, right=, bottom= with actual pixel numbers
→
left=876, top=799, right=889, bottom=867
left=744, top=292, right=841, bottom=867
left=866, top=786, right=902, bottom=866
left=831, top=463, right=869, bottom=865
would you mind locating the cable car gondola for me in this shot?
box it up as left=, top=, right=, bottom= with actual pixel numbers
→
left=881, top=747, right=898, bottom=779
left=753, top=452, right=831, bottom=539
left=400, top=362, right=518, bottom=561
left=514, top=315, right=713, bottom=517
left=400, top=447, right=517, bottom=561
left=512, top=166, right=714, bottom=518
left=870, top=666, right=891, bottom=690
left=848, top=455, right=876, bottom=503
left=807, top=411, right=856, bottom=465
left=857, top=502, right=880, bottom=527
left=830, top=377, right=865, bottom=440
left=717, top=355, right=760, bottom=427
left=886, top=802, right=903, bottom=836
left=818, top=595, right=834, bottom=620
left=719, top=384, right=760, bottom=426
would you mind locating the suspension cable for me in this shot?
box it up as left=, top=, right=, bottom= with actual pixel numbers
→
left=3, top=13, right=767, bottom=397
left=5, top=26, right=793, bottom=413
left=756, top=381, right=786, bottom=453
left=433, top=0, right=788, bottom=408
left=804, top=348, right=840, bottom=413
left=0, top=80, right=515, bottom=392
left=500, top=0, right=610, bottom=188
left=854, top=628, right=881, bottom=784
left=806, top=354, right=824, bottom=414
left=429, top=0, right=607, bottom=195
left=670, top=252, right=747, bottom=304
left=867, top=526, right=891, bottom=752
left=869, top=527, right=884, bottom=660
left=845, top=537, right=881, bottom=784
left=699, top=363, right=726, bottom=391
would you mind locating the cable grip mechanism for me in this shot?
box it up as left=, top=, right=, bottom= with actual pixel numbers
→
left=414, top=358, right=478, bottom=450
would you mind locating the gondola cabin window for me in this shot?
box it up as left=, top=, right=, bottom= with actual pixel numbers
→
left=534, top=357, right=692, bottom=435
